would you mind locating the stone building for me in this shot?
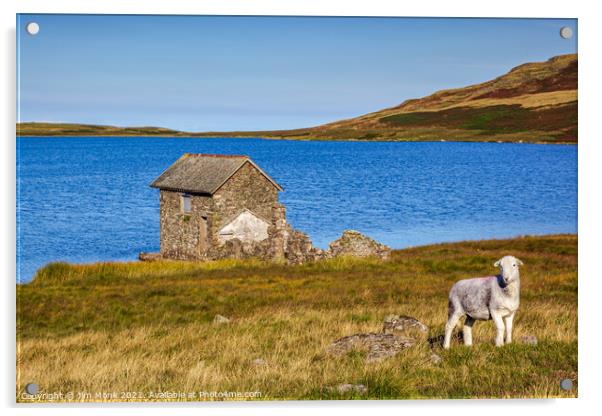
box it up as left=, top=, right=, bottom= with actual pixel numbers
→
left=150, top=153, right=285, bottom=260
left=144, top=153, right=391, bottom=264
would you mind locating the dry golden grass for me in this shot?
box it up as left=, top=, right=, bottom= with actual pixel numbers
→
left=18, top=306, right=576, bottom=401
left=17, top=234, right=577, bottom=401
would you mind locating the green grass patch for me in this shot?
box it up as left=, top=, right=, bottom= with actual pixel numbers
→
left=17, top=234, right=577, bottom=400
left=379, top=103, right=577, bottom=137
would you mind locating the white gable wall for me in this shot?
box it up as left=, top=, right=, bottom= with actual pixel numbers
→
left=218, top=210, right=270, bottom=244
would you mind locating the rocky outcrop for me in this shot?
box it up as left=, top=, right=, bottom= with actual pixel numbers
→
left=327, top=314, right=438, bottom=363
left=519, top=335, right=538, bottom=345
left=383, top=315, right=429, bottom=338
left=430, top=353, right=442, bottom=364
left=327, top=332, right=415, bottom=362
left=138, top=252, right=162, bottom=262
left=251, top=358, right=268, bottom=367
left=327, top=230, right=391, bottom=260
left=213, top=314, right=231, bottom=324
left=332, top=384, right=368, bottom=394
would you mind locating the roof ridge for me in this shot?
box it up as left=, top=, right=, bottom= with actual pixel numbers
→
left=150, top=153, right=283, bottom=194
left=184, top=153, right=248, bottom=159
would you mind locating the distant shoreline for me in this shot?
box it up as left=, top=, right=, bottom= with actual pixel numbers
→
left=16, top=55, right=578, bottom=145
left=16, top=132, right=577, bottom=146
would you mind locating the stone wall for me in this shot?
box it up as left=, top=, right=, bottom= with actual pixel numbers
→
left=158, top=161, right=279, bottom=260
left=327, top=230, right=391, bottom=260
left=212, top=162, right=279, bottom=233
left=159, top=190, right=214, bottom=260
left=153, top=161, right=391, bottom=264
left=217, top=210, right=270, bottom=244
left=266, top=204, right=325, bottom=264
left=206, top=204, right=325, bottom=264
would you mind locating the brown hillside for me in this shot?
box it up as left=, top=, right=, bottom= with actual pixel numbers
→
left=305, top=54, right=577, bottom=143
left=17, top=54, right=577, bottom=143
left=391, top=54, right=577, bottom=112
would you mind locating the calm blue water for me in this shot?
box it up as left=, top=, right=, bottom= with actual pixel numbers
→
left=16, top=137, right=577, bottom=282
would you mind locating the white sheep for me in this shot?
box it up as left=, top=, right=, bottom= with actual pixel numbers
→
left=443, top=255, right=523, bottom=349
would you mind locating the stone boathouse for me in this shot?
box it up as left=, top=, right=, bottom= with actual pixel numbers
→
left=143, top=153, right=391, bottom=264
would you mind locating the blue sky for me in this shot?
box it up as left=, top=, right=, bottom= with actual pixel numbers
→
left=17, top=15, right=577, bottom=131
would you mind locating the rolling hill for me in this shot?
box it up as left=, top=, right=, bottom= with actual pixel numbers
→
left=17, top=54, right=577, bottom=143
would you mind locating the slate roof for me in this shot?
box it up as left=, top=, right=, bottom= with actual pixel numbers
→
left=150, top=153, right=283, bottom=195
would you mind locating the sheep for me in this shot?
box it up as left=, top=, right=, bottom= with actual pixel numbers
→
left=443, top=255, right=523, bottom=349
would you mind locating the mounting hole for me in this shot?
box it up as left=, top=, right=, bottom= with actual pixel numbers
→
left=560, top=26, right=573, bottom=39
left=560, top=378, right=573, bottom=391
left=25, top=383, right=39, bottom=394
left=26, top=22, right=40, bottom=36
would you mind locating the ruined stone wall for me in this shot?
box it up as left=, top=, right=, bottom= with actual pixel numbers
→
left=153, top=190, right=392, bottom=264
left=159, top=190, right=214, bottom=260
left=212, top=162, right=279, bottom=236
left=150, top=161, right=392, bottom=264
left=327, top=230, right=391, bottom=260
left=268, top=204, right=288, bottom=261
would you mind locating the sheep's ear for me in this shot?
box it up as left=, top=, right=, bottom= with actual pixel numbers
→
left=494, top=259, right=501, bottom=267
left=516, top=258, right=524, bottom=266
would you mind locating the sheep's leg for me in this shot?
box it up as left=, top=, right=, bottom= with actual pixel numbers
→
left=504, top=312, right=515, bottom=344
left=491, top=311, right=505, bottom=347
left=463, top=316, right=475, bottom=346
left=444, top=312, right=462, bottom=349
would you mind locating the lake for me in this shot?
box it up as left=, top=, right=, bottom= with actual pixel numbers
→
left=16, top=137, right=577, bottom=282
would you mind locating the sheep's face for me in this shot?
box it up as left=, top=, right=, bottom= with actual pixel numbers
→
left=494, top=255, right=523, bottom=284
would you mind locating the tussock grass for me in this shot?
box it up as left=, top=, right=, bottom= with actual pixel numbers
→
left=17, top=234, right=577, bottom=401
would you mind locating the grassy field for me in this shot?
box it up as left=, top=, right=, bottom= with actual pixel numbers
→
left=16, top=234, right=577, bottom=401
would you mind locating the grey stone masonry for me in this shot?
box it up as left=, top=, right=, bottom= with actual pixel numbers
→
left=146, top=153, right=392, bottom=264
